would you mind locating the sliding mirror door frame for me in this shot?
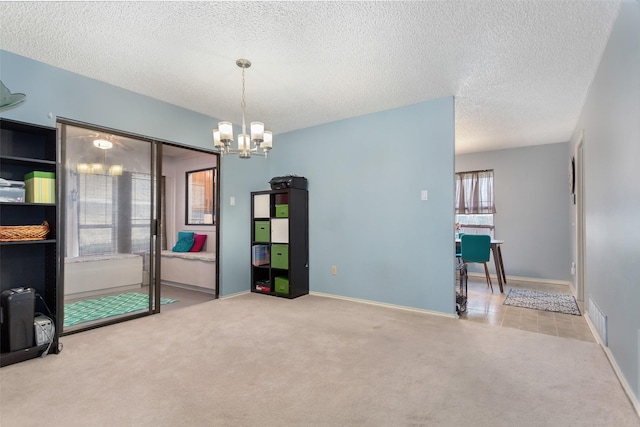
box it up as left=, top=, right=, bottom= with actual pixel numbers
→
left=58, top=119, right=162, bottom=334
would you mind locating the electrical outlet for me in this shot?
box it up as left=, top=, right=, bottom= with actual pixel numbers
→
left=331, top=265, right=337, bottom=275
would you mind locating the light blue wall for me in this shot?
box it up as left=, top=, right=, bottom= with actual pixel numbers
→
left=456, top=142, right=571, bottom=282
left=569, top=1, right=640, bottom=402
left=270, top=97, right=456, bottom=314
left=0, top=50, right=215, bottom=149
left=218, top=155, right=269, bottom=296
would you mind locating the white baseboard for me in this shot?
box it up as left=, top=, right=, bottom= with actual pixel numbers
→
left=567, top=280, right=577, bottom=297
left=64, top=283, right=141, bottom=301
left=220, top=290, right=250, bottom=299
left=161, top=280, right=215, bottom=295
left=310, top=291, right=457, bottom=319
left=466, top=272, right=572, bottom=288
left=584, top=312, right=640, bottom=418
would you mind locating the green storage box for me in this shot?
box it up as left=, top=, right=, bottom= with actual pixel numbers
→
left=275, top=204, right=289, bottom=218
left=275, top=276, right=289, bottom=294
left=254, top=221, right=270, bottom=242
left=24, top=171, right=55, bottom=203
left=271, top=244, right=289, bottom=269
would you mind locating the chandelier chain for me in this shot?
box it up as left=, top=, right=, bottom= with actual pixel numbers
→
left=241, top=66, right=246, bottom=111
left=241, top=66, right=247, bottom=132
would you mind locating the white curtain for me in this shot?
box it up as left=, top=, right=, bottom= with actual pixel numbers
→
left=65, top=166, right=79, bottom=257
left=455, top=170, right=495, bottom=214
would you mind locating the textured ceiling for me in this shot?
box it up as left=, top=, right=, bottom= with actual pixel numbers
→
left=0, top=1, right=621, bottom=153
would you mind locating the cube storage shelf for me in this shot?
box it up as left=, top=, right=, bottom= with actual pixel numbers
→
left=0, top=118, right=61, bottom=367
left=251, top=188, right=308, bottom=299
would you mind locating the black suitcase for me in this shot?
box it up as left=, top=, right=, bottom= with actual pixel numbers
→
left=1, top=287, right=36, bottom=352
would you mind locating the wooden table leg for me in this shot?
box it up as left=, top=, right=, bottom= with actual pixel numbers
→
left=496, top=245, right=507, bottom=285
left=491, top=243, right=504, bottom=293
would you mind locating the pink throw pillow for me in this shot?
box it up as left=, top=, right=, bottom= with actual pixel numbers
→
left=190, top=234, right=207, bottom=252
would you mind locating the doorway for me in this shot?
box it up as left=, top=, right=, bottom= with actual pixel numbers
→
left=158, top=144, right=219, bottom=311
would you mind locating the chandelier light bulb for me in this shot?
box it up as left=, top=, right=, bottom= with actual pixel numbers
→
left=212, top=129, right=223, bottom=148
left=251, top=122, right=264, bottom=145
left=218, top=122, right=233, bottom=144
left=262, top=131, right=272, bottom=150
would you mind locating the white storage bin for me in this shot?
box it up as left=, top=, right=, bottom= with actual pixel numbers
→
left=253, top=194, right=270, bottom=218
left=271, top=218, right=289, bottom=243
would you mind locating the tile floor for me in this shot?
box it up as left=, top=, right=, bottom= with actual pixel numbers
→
left=459, top=275, right=596, bottom=343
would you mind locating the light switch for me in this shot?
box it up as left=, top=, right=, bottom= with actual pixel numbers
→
left=421, top=190, right=428, bottom=201
left=230, top=196, right=236, bottom=206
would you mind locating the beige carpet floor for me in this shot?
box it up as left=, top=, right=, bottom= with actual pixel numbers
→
left=1, top=293, right=638, bottom=426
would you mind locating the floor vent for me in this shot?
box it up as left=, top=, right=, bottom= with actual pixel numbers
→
left=588, top=296, right=608, bottom=346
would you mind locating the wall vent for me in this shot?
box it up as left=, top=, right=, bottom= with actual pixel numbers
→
left=588, top=296, right=608, bottom=346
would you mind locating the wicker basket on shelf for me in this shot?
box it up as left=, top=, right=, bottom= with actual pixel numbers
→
left=0, top=221, right=49, bottom=242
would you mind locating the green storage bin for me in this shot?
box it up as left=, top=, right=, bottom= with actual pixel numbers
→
left=275, top=204, right=289, bottom=218
left=254, top=221, right=270, bottom=242
left=24, top=171, right=56, bottom=203
left=271, top=244, right=289, bottom=269
left=275, top=276, right=289, bottom=294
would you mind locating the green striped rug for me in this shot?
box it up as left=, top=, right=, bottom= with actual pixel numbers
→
left=64, top=292, right=178, bottom=327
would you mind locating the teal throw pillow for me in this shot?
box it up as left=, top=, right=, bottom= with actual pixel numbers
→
left=172, top=231, right=195, bottom=252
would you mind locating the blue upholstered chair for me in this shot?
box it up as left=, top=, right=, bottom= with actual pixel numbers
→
left=461, top=234, right=493, bottom=292
left=455, top=233, right=464, bottom=265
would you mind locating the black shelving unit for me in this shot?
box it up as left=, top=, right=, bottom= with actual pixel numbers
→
left=1, top=118, right=61, bottom=366
left=250, top=188, right=308, bottom=299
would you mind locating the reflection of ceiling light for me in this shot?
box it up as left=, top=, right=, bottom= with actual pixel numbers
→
left=213, top=58, right=272, bottom=159
left=90, top=163, right=104, bottom=173
left=77, top=162, right=123, bottom=175
left=77, top=163, right=91, bottom=174
left=79, top=136, right=122, bottom=175
left=108, top=165, right=123, bottom=176
left=93, top=139, right=113, bottom=149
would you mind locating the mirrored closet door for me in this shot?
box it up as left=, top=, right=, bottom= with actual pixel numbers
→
left=58, top=121, right=160, bottom=333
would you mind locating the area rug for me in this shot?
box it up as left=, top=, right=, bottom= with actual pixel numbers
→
left=64, top=292, right=178, bottom=327
left=503, top=289, right=581, bottom=316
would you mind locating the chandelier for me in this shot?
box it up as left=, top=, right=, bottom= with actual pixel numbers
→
left=213, top=59, right=272, bottom=158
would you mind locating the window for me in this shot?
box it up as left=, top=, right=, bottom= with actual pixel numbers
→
left=77, top=173, right=117, bottom=255
left=455, top=169, right=495, bottom=237
left=130, top=172, right=151, bottom=253
left=76, top=172, right=152, bottom=255
left=186, top=168, right=215, bottom=225
left=62, top=122, right=154, bottom=258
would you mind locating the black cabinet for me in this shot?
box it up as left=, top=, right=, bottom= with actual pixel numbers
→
left=1, top=118, right=61, bottom=366
left=251, top=188, right=308, bottom=299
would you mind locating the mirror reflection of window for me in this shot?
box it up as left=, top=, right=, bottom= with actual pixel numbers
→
left=186, top=168, right=215, bottom=225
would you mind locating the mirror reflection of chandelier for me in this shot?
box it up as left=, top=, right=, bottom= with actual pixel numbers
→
left=212, top=59, right=273, bottom=159
left=76, top=137, right=123, bottom=175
